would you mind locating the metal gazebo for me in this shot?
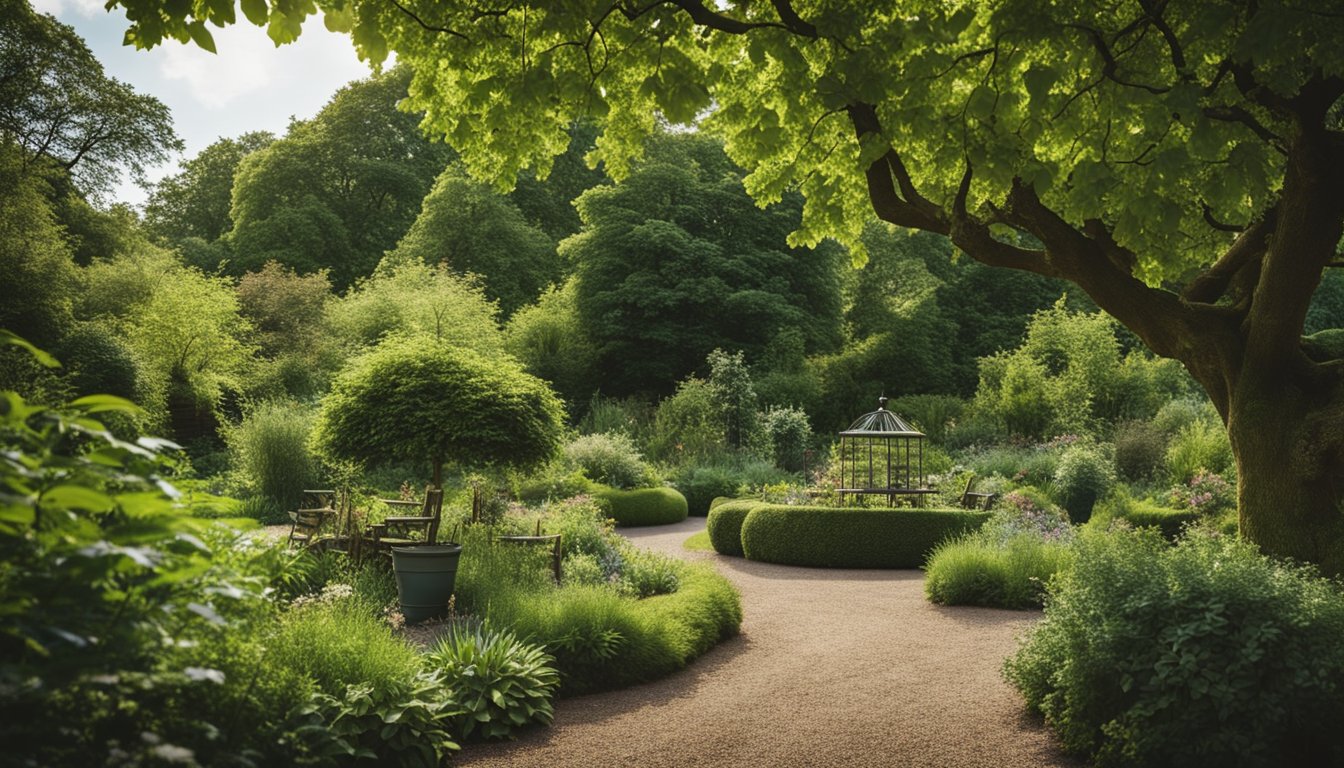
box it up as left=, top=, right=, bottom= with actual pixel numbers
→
left=837, top=397, right=935, bottom=506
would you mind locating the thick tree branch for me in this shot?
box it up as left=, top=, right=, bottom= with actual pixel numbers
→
left=1182, top=213, right=1274, bottom=304
left=769, top=0, right=817, bottom=37
left=1064, top=22, right=1171, bottom=95
left=1204, top=105, right=1285, bottom=151
left=1246, top=123, right=1344, bottom=366
left=846, top=102, right=946, bottom=232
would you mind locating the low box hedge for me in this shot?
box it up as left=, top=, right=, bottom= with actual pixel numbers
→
left=740, top=505, right=992, bottom=568
left=705, top=499, right=766, bottom=557
left=593, top=485, right=689, bottom=526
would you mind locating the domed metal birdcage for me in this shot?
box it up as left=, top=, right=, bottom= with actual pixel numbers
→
left=837, top=397, right=935, bottom=506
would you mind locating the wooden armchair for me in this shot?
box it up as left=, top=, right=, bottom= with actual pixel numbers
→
left=366, top=487, right=445, bottom=556
left=288, top=489, right=338, bottom=549
left=958, top=476, right=999, bottom=511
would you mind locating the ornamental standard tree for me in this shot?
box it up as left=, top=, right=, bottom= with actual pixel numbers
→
left=312, top=337, right=565, bottom=486
left=108, top=1, right=1344, bottom=568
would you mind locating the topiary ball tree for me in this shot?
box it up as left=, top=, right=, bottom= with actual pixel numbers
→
left=313, top=338, right=565, bottom=486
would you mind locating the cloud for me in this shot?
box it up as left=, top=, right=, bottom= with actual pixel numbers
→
left=156, top=20, right=371, bottom=112
left=158, top=26, right=274, bottom=109
left=30, top=0, right=104, bottom=18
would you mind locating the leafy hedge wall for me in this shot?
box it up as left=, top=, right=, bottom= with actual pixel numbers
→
left=592, top=485, right=688, bottom=526
left=739, top=505, right=991, bottom=568
left=706, top=499, right=767, bottom=556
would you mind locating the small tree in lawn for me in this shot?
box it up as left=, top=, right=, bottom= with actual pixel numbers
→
left=312, top=336, right=565, bottom=487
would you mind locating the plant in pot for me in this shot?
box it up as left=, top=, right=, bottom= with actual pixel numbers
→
left=312, top=336, right=566, bottom=622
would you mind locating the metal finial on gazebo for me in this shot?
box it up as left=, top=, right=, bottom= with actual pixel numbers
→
left=837, top=397, right=933, bottom=506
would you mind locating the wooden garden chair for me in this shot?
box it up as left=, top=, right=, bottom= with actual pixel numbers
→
left=366, top=486, right=445, bottom=556
left=958, top=477, right=999, bottom=511
left=496, top=519, right=563, bottom=583
left=288, top=489, right=338, bottom=549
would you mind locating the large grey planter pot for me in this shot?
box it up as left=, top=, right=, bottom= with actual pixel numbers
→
left=390, top=544, right=462, bottom=624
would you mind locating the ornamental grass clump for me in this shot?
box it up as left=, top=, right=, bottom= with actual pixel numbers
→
left=1004, top=528, right=1344, bottom=768
left=924, top=490, right=1074, bottom=609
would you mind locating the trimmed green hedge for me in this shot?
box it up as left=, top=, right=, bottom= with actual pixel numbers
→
left=593, top=485, right=689, bottom=526
left=706, top=499, right=765, bottom=556
left=740, top=505, right=992, bottom=568
left=708, top=496, right=732, bottom=512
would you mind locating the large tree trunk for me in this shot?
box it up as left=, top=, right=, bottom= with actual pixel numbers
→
left=1229, top=362, right=1344, bottom=573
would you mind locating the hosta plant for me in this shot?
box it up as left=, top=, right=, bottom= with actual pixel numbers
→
left=425, top=620, right=560, bottom=741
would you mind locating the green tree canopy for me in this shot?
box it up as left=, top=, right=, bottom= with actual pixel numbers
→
left=228, top=67, right=452, bottom=288
left=384, top=165, right=560, bottom=317
left=504, top=278, right=597, bottom=409
left=312, top=337, right=565, bottom=485
left=0, top=0, right=178, bottom=197
left=143, top=131, right=275, bottom=244
left=327, top=260, right=504, bottom=357
left=566, top=133, right=843, bottom=397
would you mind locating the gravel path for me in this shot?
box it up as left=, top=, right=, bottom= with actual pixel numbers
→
left=459, top=517, right=1078, bottom=768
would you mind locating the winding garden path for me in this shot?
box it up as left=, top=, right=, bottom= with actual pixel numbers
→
left=459, top=517, right=1078, bottom=768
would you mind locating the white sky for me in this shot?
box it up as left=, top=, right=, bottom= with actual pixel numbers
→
left=30, top=0, right=376, bottom=207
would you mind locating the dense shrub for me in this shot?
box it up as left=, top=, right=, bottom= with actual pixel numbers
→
left=649, top=376, right=724, bottom=463
left=227, top=399, right=319, bottom=517
left=924, top=534, right=1074, bottom=609
left=1111, top=419, right=1167, bottom=482
left=1165, top=420, right=1234, bottom=483
left=739, top=505, right=991, bottom=568
left=0, top=374, right=292, bottom=766
left=425, top=621, right=559, bottom=741
left=1052, top=443, right=1115, bottom=523
left=1150, top=396, right=1212, bottom=437
left=1167, top=468, right=1236, bottom=517
left=673, top=465, right=745, bottom=516
left=753, top=405, right=812, bottom=471
left=706, top=499, right=765, bottom=556
left=593, top=485, right=689, bottom=526
left=925, top=491, right=1074, bottom=609
left=562, top=432, right=654, bottom=489
left=1089, top=494, right=1199, bottom=540
left=1004, top=529, right=1344, bottom=768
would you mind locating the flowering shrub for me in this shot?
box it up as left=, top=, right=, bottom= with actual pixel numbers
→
left=1168, top=469, right=1235, bottom=516
left=988, top=489, right=1075, bottom=544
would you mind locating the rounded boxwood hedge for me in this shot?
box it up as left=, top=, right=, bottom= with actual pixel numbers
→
left=740, top=505, right=992, bottom=568
left=706, top=499, right=765, bottom=556
left=593, top=485, right=689, bottom=526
